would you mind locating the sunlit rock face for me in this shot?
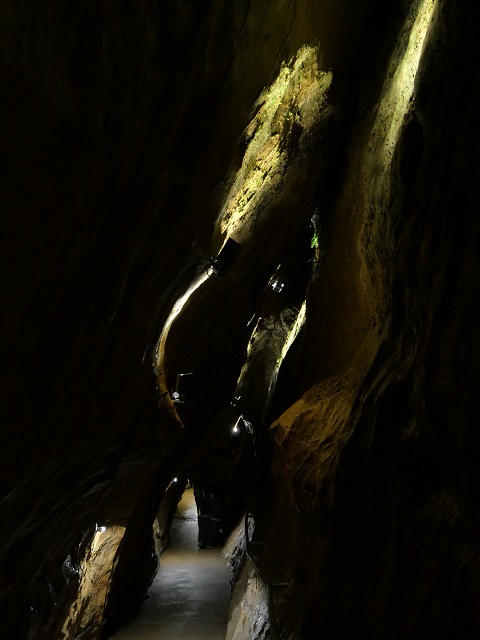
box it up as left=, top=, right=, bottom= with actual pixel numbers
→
left=1, top=0, right=479, bottom=639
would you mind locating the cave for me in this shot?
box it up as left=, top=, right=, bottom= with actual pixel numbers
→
left=1, top=0, right=480, bottom=638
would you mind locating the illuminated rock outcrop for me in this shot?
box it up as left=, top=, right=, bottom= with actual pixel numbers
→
left=1, top=0, right=479, bottom=639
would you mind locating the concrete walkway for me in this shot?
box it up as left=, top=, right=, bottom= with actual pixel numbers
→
left=110, top=488, right=231, bottom=640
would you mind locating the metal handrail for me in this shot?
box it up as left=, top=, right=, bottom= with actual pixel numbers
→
left=244, top=510, right=280, bottom=640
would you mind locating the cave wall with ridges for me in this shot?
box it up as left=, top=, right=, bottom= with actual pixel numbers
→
left=266, top=0, right=480, bottom=637
left=1, top=0, right=479, bottom=638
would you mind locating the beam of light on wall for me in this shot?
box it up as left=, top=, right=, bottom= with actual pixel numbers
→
left=217, top=44, right=332, bottom=242
left=153, top=45, right=331, bottom=397
left=235, top=298, right=307, bottom=419
left=366, top=0, right=437, bottom=199
left=153, top=45, right=330, bottom=402
left=268, top=300, right=307, bottom=400
left=60, top=525, right=126, bottom=639
left=242, top=301, right=306, bottom=372
left=279, top=300, right=307, bottom=365
left=154, top=270, right=210, bottom=389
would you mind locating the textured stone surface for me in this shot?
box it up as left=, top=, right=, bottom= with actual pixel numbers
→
left=226, top=565, right=270, bottom=640
left=1, top=0, right=480, bottom=639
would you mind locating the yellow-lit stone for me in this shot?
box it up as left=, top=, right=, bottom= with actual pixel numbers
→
left=218, top=44, right=332, bottom=242
left=60, top=526, right=126, bottom=639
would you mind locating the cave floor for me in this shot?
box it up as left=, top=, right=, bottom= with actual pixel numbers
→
left=110, top=488, right=231, bottom=640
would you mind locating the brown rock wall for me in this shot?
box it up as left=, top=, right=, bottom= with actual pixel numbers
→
left=1, top=0, right=479, bottom=638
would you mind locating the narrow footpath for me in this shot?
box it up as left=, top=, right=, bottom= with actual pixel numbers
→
left=111, top=488, right=232, bottom=640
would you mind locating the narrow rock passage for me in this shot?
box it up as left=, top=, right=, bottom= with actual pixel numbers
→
left=111, top=489, right=231, bottom=640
